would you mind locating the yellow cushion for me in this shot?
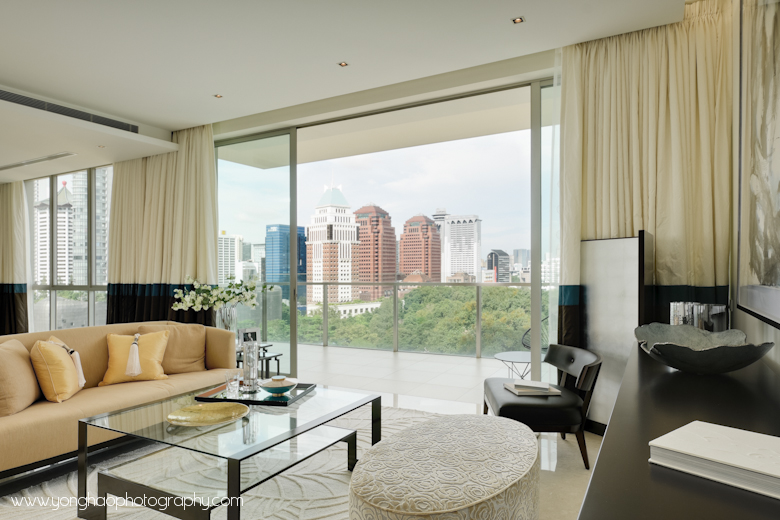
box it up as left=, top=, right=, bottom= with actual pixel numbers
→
left=30, top=339, right=81, bottom=403
left=137, top=324, right=206, bottom=374
left=0, top=340, right=42, bottom=416
left=99, top=331, right=170, bottom=386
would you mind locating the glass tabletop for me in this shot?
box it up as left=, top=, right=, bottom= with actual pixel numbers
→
left=81, top=385, right=376, bottom=461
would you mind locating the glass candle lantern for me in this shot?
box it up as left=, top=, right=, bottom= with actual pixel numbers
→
left=242, top=341, right=259, bottom=393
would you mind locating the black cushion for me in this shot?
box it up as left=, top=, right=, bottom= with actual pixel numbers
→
left=484, top=377, right=584, bottom=431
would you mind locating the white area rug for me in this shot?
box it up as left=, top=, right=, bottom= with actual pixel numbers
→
left=0, top=406, right=438, bottom=520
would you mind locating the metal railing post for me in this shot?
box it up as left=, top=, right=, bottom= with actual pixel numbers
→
left=476, top=285, right=482, bottom=358
left=393, top=285, right=399, bottom=352
left=323, top=284, right=329, bottom=347
left=261, top=290, right=268, bottom=342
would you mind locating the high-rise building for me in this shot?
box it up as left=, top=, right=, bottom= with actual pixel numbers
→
left=242, top=242, right=253, bottom=261
left=437, top=210, right=482, bottom=282
left=266, top=224, right=306, bottom=300
left=306, top=186, right=358, bottom=304
left=399, top=215, right=440, bottom=281
left=34, top=181, right=78, bottom=285
left=217, top=232, right=243, bottom=285
left=94, top=167, right=112, bottom=285
left=487, top=249, right=511, bottom=283
left=513, top=248, right=530, bottom=269
left=251, top=243, right=265, bottom=262
left=355, top=204, right=396, bottom=300
left=541, top=253, right=561, bottom=285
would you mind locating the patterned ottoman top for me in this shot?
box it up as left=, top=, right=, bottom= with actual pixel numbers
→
left=350, top=414, right=538, bottom=515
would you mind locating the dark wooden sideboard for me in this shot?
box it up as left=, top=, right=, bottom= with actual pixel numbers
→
left=578, top=344, right=780, bottom=519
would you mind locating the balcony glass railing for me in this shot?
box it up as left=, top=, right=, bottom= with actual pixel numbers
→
left=236, top=281, right=547, bottom=359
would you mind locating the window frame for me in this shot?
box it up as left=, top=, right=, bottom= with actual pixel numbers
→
left=28, top=165, right=112, bottom=331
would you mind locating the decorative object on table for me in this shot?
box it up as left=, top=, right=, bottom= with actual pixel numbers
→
left=224, top=369, right=242, bottom=398
left=242, top=341, right=260, bottom=394
left=670, top=302, right=729, bottom=331
left=238, top=327, right=261, bottom=346
left=503, top=379, right=561, bottom=397
left=171, top=276, right=272, bottom=342
left=166, top=402, right=249, bottom=427
left=196, top=382, right=316, bottom=406
left=649, top=421, right=780, bottom=500
left=635, top=323, right=774, bottom=375
left=349, top=415, right=540, bottom=520
left=259, top=375, right=298, bottom=396
left=738, top=1, right=780, bottom=331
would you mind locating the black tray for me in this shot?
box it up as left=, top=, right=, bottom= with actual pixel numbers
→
left=195, top=382, right=316, bottom=407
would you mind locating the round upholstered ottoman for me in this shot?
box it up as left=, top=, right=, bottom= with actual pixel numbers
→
left=349, top=414, right=539, bottom=520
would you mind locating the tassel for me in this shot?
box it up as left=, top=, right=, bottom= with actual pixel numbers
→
left=71, top=351, right=87, bottom=388
left=125, top=333, right=142, bottom=377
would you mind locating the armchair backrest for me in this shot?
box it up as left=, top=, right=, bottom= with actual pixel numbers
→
left=543, top=343, right=602, bottom=393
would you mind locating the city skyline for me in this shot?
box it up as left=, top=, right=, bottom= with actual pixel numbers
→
left=217, top=130, right=531, bottom=257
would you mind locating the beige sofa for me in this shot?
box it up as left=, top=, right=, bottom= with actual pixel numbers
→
left=0, top=321, right=235, bottom=474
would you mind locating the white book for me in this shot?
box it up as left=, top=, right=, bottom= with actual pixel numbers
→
left=510, top=379, right=551, bottom=390
left=649, top=421, right=780, bottom=500
left=503, top=382, right=561, bottom=397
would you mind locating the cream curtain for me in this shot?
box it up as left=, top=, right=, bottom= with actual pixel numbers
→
left=0, top=181, right=30, bottom=333
left=559, top=0, right=732, bottom=337
left=107, top=124, right=217, bottom=324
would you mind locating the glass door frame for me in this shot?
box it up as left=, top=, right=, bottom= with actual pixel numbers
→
left=215, top=127, right=298, bottom=378
left=216, top=78, right=554, bottom=380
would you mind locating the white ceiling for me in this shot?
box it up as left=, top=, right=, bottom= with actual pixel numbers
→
left=0, top=101, right=178, bottom=183
left=219, top=87, right=533, bottom=169
left=0, top=0, right=684, bottom=133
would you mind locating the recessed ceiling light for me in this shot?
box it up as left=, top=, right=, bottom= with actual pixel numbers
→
left=512, top=16, right=525, bottom=24
left=98, top=145, right=105, bottom=148
left=214, top=94, right=223, bottom=98
left=338, top=62, right=349, bottom=67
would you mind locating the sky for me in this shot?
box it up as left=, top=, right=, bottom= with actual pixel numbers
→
left=217, top=129, right=532, bottom=257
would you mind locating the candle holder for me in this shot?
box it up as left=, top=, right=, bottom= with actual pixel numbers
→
left=242, top=341, right=260, bottom=393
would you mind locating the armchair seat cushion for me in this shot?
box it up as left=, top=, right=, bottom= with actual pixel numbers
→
left=484, top=377, right=583, bottom=430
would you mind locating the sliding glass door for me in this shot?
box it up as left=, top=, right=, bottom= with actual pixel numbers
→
left=216, top=80, right=557, bottom=380
left=215, top=130, right=296, bottom=376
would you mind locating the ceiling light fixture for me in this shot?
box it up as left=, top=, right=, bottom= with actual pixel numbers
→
left=512, top=16, right=525, bottom=24
left=0, top=152, right=76, bottom=172
left=338, top=62, right=349, bottom=67
left=214, top=94, right=223, bottom=98
left=98, top=145, right=106, bottom=148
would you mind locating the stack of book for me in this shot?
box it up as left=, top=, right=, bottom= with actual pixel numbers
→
left=649, top=421, right=780, bottom=500
left=503, top=379, right=561, bottom=396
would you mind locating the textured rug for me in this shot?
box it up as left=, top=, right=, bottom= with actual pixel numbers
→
left=0, top=406, right=438, bottom=520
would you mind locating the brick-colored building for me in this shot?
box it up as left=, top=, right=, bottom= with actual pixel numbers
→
left=399, top=215, right=441, bottom=281
left=354, top=204, right=397, bottom=300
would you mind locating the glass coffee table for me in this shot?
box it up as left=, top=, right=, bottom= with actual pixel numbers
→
left=76, top=385, right=380, bottom=520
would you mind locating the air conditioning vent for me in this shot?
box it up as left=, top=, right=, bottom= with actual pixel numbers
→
left=0, top=152, right=76, bottom=172
left=0, top=89, right=138, bottom=134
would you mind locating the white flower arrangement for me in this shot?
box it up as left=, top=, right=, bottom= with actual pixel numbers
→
left=171, top=276, right=270, bottom=312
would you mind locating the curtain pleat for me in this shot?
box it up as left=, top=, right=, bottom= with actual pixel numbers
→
left=106, top=125, right=217, bottom=325
left=560, top=0, right=732, bottom=342
left=0, top=182, right=30, bottom=335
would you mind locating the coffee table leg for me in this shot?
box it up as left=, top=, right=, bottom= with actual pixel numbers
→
left=227, top=458, right=241, bottom=520
left=346, top=431, right=357, bottom=471
left=371, top=397, right=381, bottom=445
left=77, top=420, right=89, bottom=518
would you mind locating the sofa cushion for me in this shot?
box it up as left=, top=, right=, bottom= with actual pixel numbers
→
left=30, top=339, right=82, bottom=403
left=138, top=323, right=206, bottom=374
left=0, top=340, right=41, bottom=417
left=99, top=331, right=169, bottom=386
left=0, top=321, right=172, bottom=389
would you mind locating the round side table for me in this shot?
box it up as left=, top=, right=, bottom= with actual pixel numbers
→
left=495, top=351, right=532, bottom=379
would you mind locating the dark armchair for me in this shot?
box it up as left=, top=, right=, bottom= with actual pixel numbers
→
left=483, top=343, right=602, bottom=469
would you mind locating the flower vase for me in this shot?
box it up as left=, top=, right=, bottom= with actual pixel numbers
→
left=217, top=306, right=237, bottom=345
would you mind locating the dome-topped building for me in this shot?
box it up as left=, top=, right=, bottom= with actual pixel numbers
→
left=306, top=185, right=359, bottom=304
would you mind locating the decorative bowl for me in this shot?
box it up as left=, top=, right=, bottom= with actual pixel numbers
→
left=167, top=402, right=249, bottom=427
left=259, top=376, right=298, bottom=396
left=634, top=323, right=774, bottom=375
